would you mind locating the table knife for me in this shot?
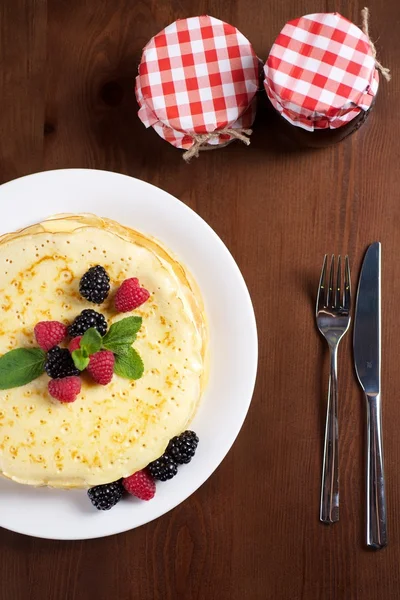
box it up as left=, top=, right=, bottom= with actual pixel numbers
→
left=353, top=242, right=387, bottom=549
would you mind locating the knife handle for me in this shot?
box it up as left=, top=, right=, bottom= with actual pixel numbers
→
left=366, top=393, right=387, bottom=549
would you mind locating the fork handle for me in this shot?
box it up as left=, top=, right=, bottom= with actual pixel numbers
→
left=365, top=393, right=387, bottom=549
left=320, top=347, right=339, bottom=523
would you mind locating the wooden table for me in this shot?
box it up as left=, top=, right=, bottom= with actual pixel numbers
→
left=0, top=1, right=399, bottom=598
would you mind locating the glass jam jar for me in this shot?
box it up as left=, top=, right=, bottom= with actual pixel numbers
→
left=263, top=12, right=380, bottom=148
left=136, top=15, right=259, bottom=161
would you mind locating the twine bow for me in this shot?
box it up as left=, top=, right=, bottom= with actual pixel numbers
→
left=361, top=7, right=391, bottom=82
left=183, top=128, right=252, bottom=162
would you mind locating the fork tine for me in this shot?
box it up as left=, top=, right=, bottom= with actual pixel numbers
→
left=317, top=255, right=328, bottom=312
left=326, top=255, right=335, bottom=307
left=343, top=255, right=351, bottom=310
left=335, top=255, right=342, bottom=308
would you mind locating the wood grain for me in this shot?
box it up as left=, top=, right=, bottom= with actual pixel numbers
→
left=1, top=0, right=400, bottom=598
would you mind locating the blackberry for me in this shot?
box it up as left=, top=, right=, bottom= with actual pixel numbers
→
left=79, top=265, right=110, bottom=304
left=87, top=480, right=124, bottom=511
left=45, top=346, right=80, bottom=379
left=166, top=430, right=199, bottom=465
left=147, top=454, right=178, bottom=482
left=68, top=309, right=108, bottom=337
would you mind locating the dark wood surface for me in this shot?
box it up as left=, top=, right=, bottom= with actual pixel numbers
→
left=0, top=1, right=399, bottom=598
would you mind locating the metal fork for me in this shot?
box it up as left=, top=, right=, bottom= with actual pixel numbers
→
left=316, top=255, right=351, bottom=524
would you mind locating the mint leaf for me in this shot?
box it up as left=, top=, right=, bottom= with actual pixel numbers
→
left=103, top=317, right=142, bottom=353
left=80, top=328, right=102, bottom=355
left=0, top=348, right=46, bottom=389
left=72, top=349, right=90, bottom=371
left=114, top=347, right=144, bottom=380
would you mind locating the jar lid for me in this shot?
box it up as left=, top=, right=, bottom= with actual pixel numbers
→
left=136, top=15, right=259, bottom=143
left=136, top=76, right=256, bottom=149
left=264, top=12, right=379, bottom=131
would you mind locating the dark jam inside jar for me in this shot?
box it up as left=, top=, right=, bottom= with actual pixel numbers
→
left=267, top=99, right=374, bottom=149
left=264, top=13, right=379, bottom=151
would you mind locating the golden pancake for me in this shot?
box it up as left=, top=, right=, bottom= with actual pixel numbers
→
left=0, top=214, right=207, bottom=488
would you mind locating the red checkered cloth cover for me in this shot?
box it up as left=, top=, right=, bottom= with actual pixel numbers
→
left=136, top=15, right=259, bottom=150
left=264, top=13, right=379, bottom=131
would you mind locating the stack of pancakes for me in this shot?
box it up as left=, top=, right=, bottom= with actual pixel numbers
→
left=0, top=214, right=207, bottom=488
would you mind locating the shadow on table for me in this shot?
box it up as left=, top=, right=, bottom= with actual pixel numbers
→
left=90, top=64, right=317, bottom=177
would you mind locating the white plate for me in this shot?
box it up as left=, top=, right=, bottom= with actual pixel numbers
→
left=0, top=169, right=258, bottom=540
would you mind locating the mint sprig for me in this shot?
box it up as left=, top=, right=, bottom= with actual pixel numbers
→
left=114, top=347, right=144, bottom=380
left=72, top=328, right=103, bottom=371
left=71, top=349, right=90, bottom=371
left=103, top=317, right=142, bottom=353
left=71, top=320, right=145, bottom=381
left=0, top=348, right=46, bottom=389
left=80, top=328, right=102, bottom=355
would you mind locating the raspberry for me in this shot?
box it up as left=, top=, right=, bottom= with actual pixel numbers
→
left=87, top=480, right=124, bottom=510
left=79, top=265, right=110, bottom=304
left=115, top=278, right=150, bottom=312
left=147, top=454, right=178, bottom=481
left=68, top=336, right=82, bottom=353
left=87, top=350, right=114, bottom=385
left=45, top=346, right=80, bottom=379
left=122, top=470, right=156, bottom=500
left=68, top=309, right=108, bottom=337
left=34, top=321, right=67, bottom=351
left=166, top=430, right=199, bottom=465
left=48, top=376, right=81, bottom=403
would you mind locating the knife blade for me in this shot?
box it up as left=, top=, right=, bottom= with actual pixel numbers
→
left=354, top=242, right=387, bottom=549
